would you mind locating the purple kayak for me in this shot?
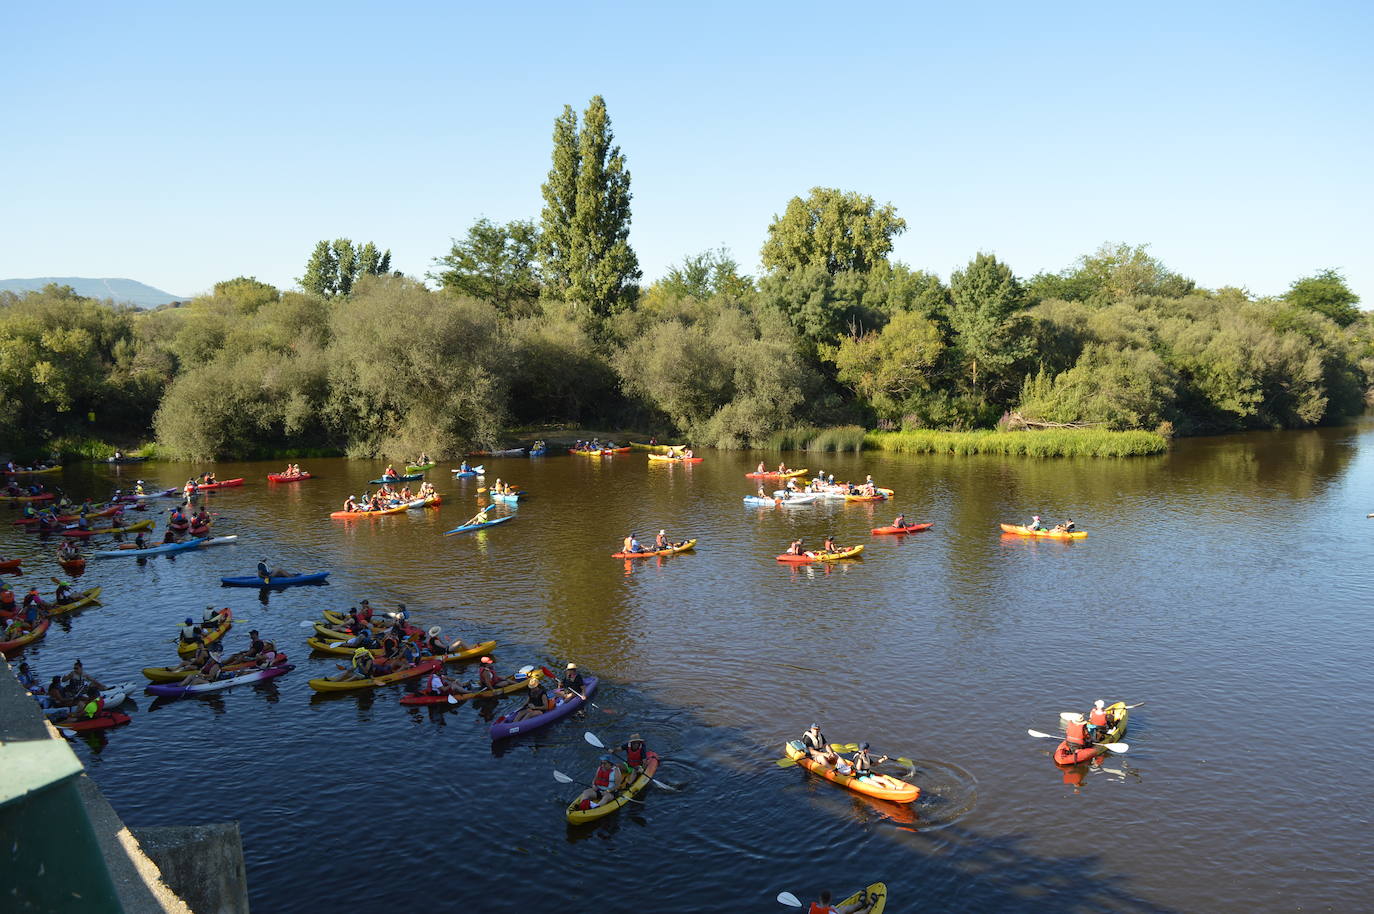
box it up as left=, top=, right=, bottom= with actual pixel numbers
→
left=145, top=664, right=293, bottom=697
left=489, top=676, right=597, bottom=740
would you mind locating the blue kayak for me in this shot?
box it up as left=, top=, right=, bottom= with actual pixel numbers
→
left=527, top=449, right=546, bottom=457
left=220, top=571, right=330, bottom=588
left=369, top=473, right=423, bottom=484
left=490, top=676, right=597, bottom=740
left=443, top=515, right=514, bottom=536
left=450, top=464, right=486, bottom=478
left=490, top=491, right=521, bottom=502
left=91, top=537, right=205, bottom=559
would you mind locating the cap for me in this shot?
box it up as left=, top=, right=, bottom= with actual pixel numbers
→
left=859, top=741, right=870, bottom=750
left=480, top=656, right=492, bottom=664
left=249, top=629, right=259, bottom=636
left=566, top=662, right=577, bottom=670
left=527, top=678, right=540, bottom=689
left=600, top=754, right=614, bottom=763
left=808, top=723, right=819, bottom=730
left=184, top=617, right=194, bottom=625
left=428, top=626, right=441, bottom=637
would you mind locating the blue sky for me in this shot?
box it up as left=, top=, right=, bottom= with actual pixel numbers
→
left=3, top=1, right=1370, bottom=302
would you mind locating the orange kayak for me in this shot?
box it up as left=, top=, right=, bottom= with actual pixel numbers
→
left=999, top=523, right=1087, bottom=540
left=783, top=741, right=919, bottom=803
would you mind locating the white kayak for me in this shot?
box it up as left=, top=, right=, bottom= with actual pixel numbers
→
left=41, top=681, right=137, bottom=717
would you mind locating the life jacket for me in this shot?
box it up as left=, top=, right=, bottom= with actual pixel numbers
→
left=351, top=649, right=373, bottom=674
left=593, top=765, right=615, bottom=789
left=426, top=673, right=445, bottom=693
left=1089, top=707, right=1110, bottom=728
left=802, top=730, right=826, bottom=752
left=809, top=903, right=837, bottom=914
left=625, top=742, right=647, bottom=766
left=1065, top=720, right=1090, bottom=748
left=479, top=666, right=499, bottom=688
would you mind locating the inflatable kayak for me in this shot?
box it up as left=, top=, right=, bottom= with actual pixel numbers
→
left=177, top=612, right=234, bottom=655
left=308, top=658, right=441, bottom=693
left=451, top=465, right=485, bottom=477
left=745, top=468, right=807, bottom=479
left=0, top=619, right=50, bottom=653
left=566, top=751, right=661, bottom=824
left=444, top=515, right=514, bottom=535
left=845, top=493, right=888, bottom=502
left=145, top=663, right=293, bottom=697
left=783, top=741, right=919, bottom=803
left=612, top=539, right=696, bottom=559
left=369, top=473, right=423, bottom=484
left=267, top=472, right=312, bottom=482
left=58, top=711, right=132, bottom=732
left=490, top=676, right=598, bottom=740
left=47, top=587, right=103, bottom=617
left=776, top=545, right=864, bottom=563
left=528, top=448, right=547, bottom=457
left=489, top=491, right=520, bottom=503
left=647, top=453, right=702, bottom=463
left=143, top=655, right=285, bottom=682
left=91, top=537, right=205, bottom=558
left=400, top=668, right=542, bottom=705
left=872, top=523, right=934, bottom=535
left=221, top=571, right=329, bottom=588
left=1000, top=523, right=1087, bottom=540
left=1055, top=701, right=1128, bottom=765
left=743, top=495, right=781, bottom=506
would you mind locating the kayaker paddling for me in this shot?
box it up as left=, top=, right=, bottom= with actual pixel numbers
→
left=1086, top=699, right=1113, bottom=738
left=475, top=656, right=508, bottom=692
left=621, top=733, right=650, bottom=770
left=801, top=723, right=836, bottom=766
left=807, top=888, right=877, bottom=914
left=572, top=756, right=623, bottom=810
left=513, top=676, right=555, bottom=721
left=557, top=662, right=587, bottom=702
left=1064, top=712, right=1094, bottom=753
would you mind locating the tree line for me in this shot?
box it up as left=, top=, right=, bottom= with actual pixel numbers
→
left=1, top=95, right=1369, bottom=459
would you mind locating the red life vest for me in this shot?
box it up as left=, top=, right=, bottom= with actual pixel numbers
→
left=809, top=904, right=837, bottom=914
left=625, top=742, right=646, bottom=766
left=1089, top=707, right=1110, bottom=727
left=593, top=765, right=614, bottom=788
left=1065, top=720, right=1090, bottom=747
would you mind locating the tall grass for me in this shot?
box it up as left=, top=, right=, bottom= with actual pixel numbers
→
left=761, top=425, right=868, bottom=453
left=45, top=436, right=160, bottom=461
left=864, top=428, right=1168, bottom=458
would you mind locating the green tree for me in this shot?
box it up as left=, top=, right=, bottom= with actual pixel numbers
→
left=1285, top=268, right=1361, bottom=326
left=212, top=276, right=280, bottom=314
left=946, top=252, right=1029, bottom=400
left=300, top=241, right=337, bottom=297
left=652, top=247, right=754, bottom=303
left=1016, top=344, right=1177, bottom=430
left=332, top=239, right=358, bottom=296
left=833, top=309, right=946, bottom=421
left=300, top=239, right=392, bottom=298
left=430, top=218, right=542, bottom=316
left=760, top=187, right=906, bottom=275
left=1026, top=242, right=1193, bottom=305
left=539, top=96, right=641, bottom=325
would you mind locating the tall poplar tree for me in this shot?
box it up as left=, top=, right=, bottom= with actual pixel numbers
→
left=539, top=96, right=640, bottom=323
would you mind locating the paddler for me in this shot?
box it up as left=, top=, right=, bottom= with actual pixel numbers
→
left=475, top=656, right=507, bottom=692
left=202, top=605, right=230, bottom=626
left=845, top=742, right=888, bottom=781
left=0, top=582, right=16, bottom=616
left=176, top=650, right=223, bottom=688
left=53, top=581, right=77, bottom=604
left=513, top=676, right=554, bottom=721
left=423, top=626, right=466, bottom=656
left=800, top=723, right=838, bottom=766
left=58, top=539, right=80, bottom=561
left=225, top=630, right=269, bottom=665
left=383, top=464, right=398, bottom=480
left=786, top=539, right=805, bottom=556
left=756, top=461, right=766, bottom=474
left=557, top=662, right=586, bottom=702
left=572, top=756, right=622, bottom=811
left=178, top=617, right=204, bottom=646
left=333, top=646, right=377, bottom=681
left=822, top=535, right=838, bottom=554
left=622, top=534, right=644, bottom=554
left=256, top=559, right=294, bottom=583
left=807, top=888, right=877, bottom=914
left=1064, top=712, right=1094, bottom=754
left=419, top=664, right=454, bottom=696
left=620, top=733, right=650, bottom=769
left=892, top=513, right=907, bottom=530
left=1087, top=699, right=1112, bottom=737
left=1028, top=514, right=1044, bottom=531
left=654, top=530, right=670, bottom=550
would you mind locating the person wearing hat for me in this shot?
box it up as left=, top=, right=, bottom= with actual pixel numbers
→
left=800, top=723, right=837, bottom=766
left=202, top=604, right=230, bottom=625
left=475, top=656, right=507, bottom=692
left=256, top=558, right=295, bottom=584
left=843, top=742, right=889, bottom=781
left=1028, top=514, right=1044, bottom=531
left=1087, top=699, right=1112, bottom=736
left=558, top=662, right=587, bottom=702
left=573, top=756, right=623, bottom=810
left=1064, top=712, right=1093, bottom=753
left=620, top=733, right=650, bottom=769
left=654, top=529, right=671, bottom=550
left=513, top=674, right=554, bottom=721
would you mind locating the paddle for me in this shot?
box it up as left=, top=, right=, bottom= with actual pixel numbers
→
left=1027, top=729, right=1129, bottom=752
left=777, top=892, right=804, bottom=908
left=827, top=742, right=915, bottom=769
left=552, top=769, right=646, bottom=804
left=1058, top=702, right=1145, bottom=722
left=582, top=731, right=677, bottom=791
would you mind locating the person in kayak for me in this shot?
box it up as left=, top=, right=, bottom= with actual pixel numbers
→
left=418, top=664, right=455, bottom=696
left=2, top=616, right=33, bottom=643
left=23, top=587, right=50, bottom=614
left=1086, top=699, right=1113, bottom=737
left=57, top=695, right=106, bottom=728
left=342, top=626, right=378, bottom=649
left=822, top=535, right=838, bottom=554
left=892, top=513, right=908, bottom=529
left=58, top=539, right=81, bottom=561
left=756, top=461, right=766, bottom=474
left=54, top=581, right=77, bottom=604
left=256, top=559, right=295, bottom=583
left=844, top=742, right=889, bottom=780
left=513, top=676, right=555, bottom=721
left=475, top=656, right=507, bottom=692
left=1028, top=514, right=1044, bottom=531
left=1052, top=518, right=1077, bottom=533
left=422, top=626, right=467, bottom=657
left=801, top=723, right=837, bottom=766
left=622, top=534, right=644, bottom=554
left=573, top=756, right=623, bottom=810
left=807, top=888, right=877, bottom=914
left=1064, top=712, right=1094, bottom=754
left=176, top=651, right=223, bottom=688
left=0, top=582, right=16, bottom=616
left=178, top=617, right=203, bottom=646
left=334, top=647, right=378, bottom=681
left=459, top=459, right=471, bottom=473
left=654, top=530, right=671, bottom=551
left=557, top=663, right=587, bottom=702
left=382, top=464, right=398, bottom=480
left=621, top=733, right=650, bottom=769
left=786, top=539, right=805, bottom=556
left=16, top=662, right=40, bottom=693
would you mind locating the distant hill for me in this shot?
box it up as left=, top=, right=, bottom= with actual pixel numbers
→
left=0, top=277, right=186, bottom=308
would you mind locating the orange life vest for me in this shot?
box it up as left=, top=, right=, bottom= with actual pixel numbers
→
left=1089, top=707, right=1110, bottom=727
left=1065, top=720, right=1090, bottom=748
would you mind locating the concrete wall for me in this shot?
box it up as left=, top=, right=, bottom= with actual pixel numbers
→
left=134, top=824, right=249, bottom=914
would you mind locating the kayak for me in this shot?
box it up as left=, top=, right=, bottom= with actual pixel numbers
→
left=177, top=611, right=234, bottom=655
left=872, top=523, right=934, bottom=535
left=405, top=463, right=436, bottom=472
left=774, top=494, right=819, bottom=505
left=0, top=558, right=21, bottom=571
left=106, top=456, right=148, bottom=463
left=473, top=447, right=525, bottom=457
left=745, top=469, right=808, bottom=479
left=145, top=663, right=293, bottom=697
left=451, top=465, right=486, bottom=477
left=783, top=741, right=920, bottom=803
left=489, top=491, right=520, bottom=503
left=331, top=502, right=409, bottom=518
left=60, top=518, right=154, bottom=538
left=1055, top=701, right=1128, bottom=765
left=844, top=493, right=888, bottom=502
left=407, top=495, right=442, bottom=509
left=1000, top=523, right=1087, bottom=540
left=0, top=493, right=55, bottom=503
left=743, top=495, right=780, bottom=506
left=220, top=571, right=329, bottom=588
left=91, top=537, right=205, bottom=558
left=776, top=546, right=865, bottom=563
left=566, top=751, right=661, bottom=824
left=369, top=473, right=423, bottom=484
left=308, top=658, right=441, bottom=693
left=490, top=676, right=597, bottom=740
left=200, top=535, right=238, bottom=548
left=0, top=619, right=51, bottom=653
left=267, top=472, right=312, bottom=482
left=143, top=656, right=286, bottom=681
left=6, top=465, right=62, bottom=475
left=629, top=441, right=685, bottom=452
left=444, top=515, right=514, bottom=535
left=528, top=448, right=547, bottom=457
left=59, top=711, right=132, bottom=732
left=308, top=637, right=497, bottom=665
left=193, top=478, right=245, bottom=491
left=399, top=669, right=541, bottom=705
left=612, top=539, right=696, bottom=559
left=46, top=587, right=103, bottom=618
left=835, top=884, right=887, bottom=914
left=189, top=525, right=211, bottom=537
left=15, top=505, right=122, bottom=524
left=647, top=453, right=702, bottom=464
left=42, top=682, right=137, bottom=718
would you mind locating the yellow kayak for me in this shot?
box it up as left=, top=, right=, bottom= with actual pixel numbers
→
left=307, top=637, right=497, bottom=665
left=177, top=612, right=233, bottom=655
left=566, top=752, right=660, bottom=824
left=999, top=523, right=1087, bottom=540
left=46, top=587, right=103, bottom=618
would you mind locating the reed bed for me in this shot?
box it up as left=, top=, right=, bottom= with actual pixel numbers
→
left=863, top=428, right=1168, bottom=458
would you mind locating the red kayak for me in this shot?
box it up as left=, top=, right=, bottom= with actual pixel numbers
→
left=871, top=523, right=934, bottom=535
left=59, top=711, right=132, bottom=732
left=193, top=478, right=245, bottom=491
left=267, top=472, right=312, bottom=482
left=0, top=558, right=20, bottom=571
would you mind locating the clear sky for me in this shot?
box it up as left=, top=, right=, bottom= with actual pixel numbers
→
left=3, top=1, right=1370, bottom=302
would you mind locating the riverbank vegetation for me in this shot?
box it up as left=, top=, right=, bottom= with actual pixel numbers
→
left=2, top=95, right=1370, bottom=460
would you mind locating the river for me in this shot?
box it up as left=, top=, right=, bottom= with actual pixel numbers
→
left=6, top=424, right=1372, bottom=912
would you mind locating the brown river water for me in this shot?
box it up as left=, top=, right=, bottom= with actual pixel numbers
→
left=6, top=424, right=1372, bottom=911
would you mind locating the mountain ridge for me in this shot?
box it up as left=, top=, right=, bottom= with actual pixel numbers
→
left=0, top=277, right=187, bottom=308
